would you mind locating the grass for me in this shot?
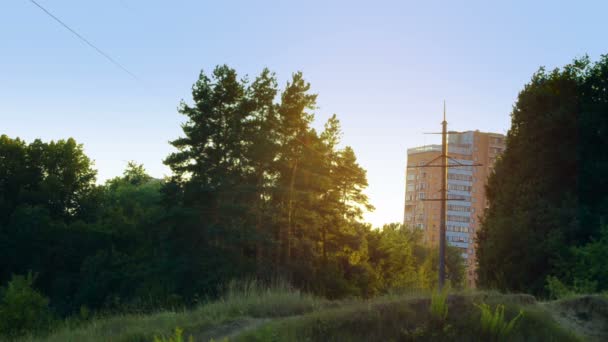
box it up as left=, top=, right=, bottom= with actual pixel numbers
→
left=16, top=280, right=325, bottom=342
left=237, top=291, right=582, bottom=342
left=429, top=288, right=449, bottom=321
left=542, top=294, right=608, bottom=341
left=12, top=285, right=593, bottom=342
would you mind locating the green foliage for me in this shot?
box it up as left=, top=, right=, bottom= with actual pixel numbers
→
left=0, top=65, right=464, bottom=336
left=545, top=276, right=574, bottom=300
left=153, top=327, right=194, bottom=342
left=202, top=279, right=324, bottom=319
left=0, top=273, right=53, bottom=338
left=568, top=224, right=608, bottom=293
left=429, top=288, right=448, bottom=321
left=162, top=65, right=381, bottom=298
left=19, top=281, right=325, bottom=342
left=0, top=135, right=97, bottom=224
left=366, top=223, right=465, bottom=295
left=237, top=292, right=575, bottom=342
left=14, top=286, right=584, bottom=342
left=478, top=55, right=608, bottom=296
left=475, top=303, right=524, bottom=340
left=418, top=245, right=465, bottom=290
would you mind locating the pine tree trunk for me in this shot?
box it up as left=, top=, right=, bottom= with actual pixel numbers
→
left=255, top=171, right=264, bottom=278
left=322, top=224, right=327, bottom=264
left=285, top=159, right=298, bottom=267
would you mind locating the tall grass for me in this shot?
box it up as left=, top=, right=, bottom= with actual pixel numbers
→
left=153, top=327, right=193, bottom=342
left=429, top=288, right=448, bottom=321
left=16, top=284, right=582, bottom=342
left=198, top=279, right=324, bottom=319
left=18, top=279, right=324, bottom=342
left=238, top=292, right=577, bottom=342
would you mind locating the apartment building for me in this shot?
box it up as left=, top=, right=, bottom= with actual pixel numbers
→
left=403, top=131, right=505, bottom=287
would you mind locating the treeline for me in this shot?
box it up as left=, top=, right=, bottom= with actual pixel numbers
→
left=477, top=55, right=608, bottom=297
left=0, top=66, right=464, bottom=330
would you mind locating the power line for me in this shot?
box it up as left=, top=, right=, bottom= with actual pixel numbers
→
left=28, top=0, right=138, bottom=80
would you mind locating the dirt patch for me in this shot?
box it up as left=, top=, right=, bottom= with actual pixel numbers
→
left=544, top=295, right=608, bottom=342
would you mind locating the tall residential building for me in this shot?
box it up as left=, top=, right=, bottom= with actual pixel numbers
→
left=403, top=131, right=505, bottom=287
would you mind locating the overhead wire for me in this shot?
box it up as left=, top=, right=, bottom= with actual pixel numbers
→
left=28, top=0, right=138, bottom=79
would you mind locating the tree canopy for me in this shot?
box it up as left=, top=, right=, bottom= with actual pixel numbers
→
left=1, top=66, right=461, bottom=335
left=477, top=55, right=608, bottom=296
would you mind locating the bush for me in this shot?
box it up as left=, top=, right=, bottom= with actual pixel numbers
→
left=545, top=276, right=573, bottom=299
left=0, top=273, right=54, bottom=338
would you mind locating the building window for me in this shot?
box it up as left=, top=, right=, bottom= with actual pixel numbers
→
left=447, top=215, right=470, bottom=223
left=406, top=191, right=415, bottom=201
left=448, top=204, right=471, bottom=212
left=448, top=184, right=472, bottom=192
left=447, top=225, right=470, bottom=233
left=447, top=235, right=468, bottom=243
left=447, top=194, right=471, bottom=202
left=448, top=173, right=473, bottom=181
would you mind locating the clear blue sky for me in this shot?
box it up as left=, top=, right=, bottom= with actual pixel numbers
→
left=2, top=0, right=606, bottom=226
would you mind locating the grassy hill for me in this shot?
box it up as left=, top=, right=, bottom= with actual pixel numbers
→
left=14, top=282, right=607, bottom=342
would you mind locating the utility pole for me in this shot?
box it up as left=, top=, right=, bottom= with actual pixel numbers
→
left=406, top=102, right=482, bottom=291
left=439, top=101, right=448, bottom=289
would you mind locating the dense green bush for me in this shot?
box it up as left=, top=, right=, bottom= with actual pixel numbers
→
left=0, top=273, right=53, bottom=338
left=545, top=276, right=573, bottom=300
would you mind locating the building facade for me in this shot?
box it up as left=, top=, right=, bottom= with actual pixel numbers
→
left=403, top=131, right=505, bottom=287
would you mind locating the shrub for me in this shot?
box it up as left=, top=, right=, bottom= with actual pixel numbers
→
left=0, top=273, right=53, bottom=338
left=545, top=276, right=573, bottom=299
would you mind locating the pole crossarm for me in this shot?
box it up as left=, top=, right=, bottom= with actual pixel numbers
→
left=423, top=131, right=467, bottom=135
left=406, top=154, right=483, bottom=169
left=407, top=164, right=482, bottom=168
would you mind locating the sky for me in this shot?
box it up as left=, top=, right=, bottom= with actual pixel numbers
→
left=2, top=0, right=607, bottom=227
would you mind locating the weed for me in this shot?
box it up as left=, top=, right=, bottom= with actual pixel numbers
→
left=475, top=302, right=524, bottom=340
left=153, top=327, right=193, bottom=342
left=429, top=288, right=448, bottom=321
